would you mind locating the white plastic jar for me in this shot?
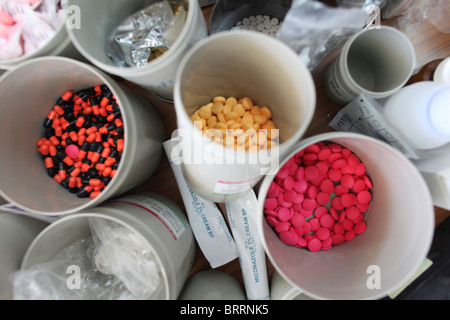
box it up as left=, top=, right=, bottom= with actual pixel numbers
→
left=384, top=81, right=450, bottom=150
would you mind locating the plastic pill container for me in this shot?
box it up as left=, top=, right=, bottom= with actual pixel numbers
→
left=383, top=81, right=450, bottom=150
left=0, top=57, right=165, bottom=217
left=257, top=132, right=434, bottom=300
left=174, top=31, right=316, bottom=203
left=19, top=192, right=195, bottom=300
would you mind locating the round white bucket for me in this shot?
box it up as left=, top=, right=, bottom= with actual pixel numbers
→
left=0, top=57, right=165, bottom=217
left=66, top=0, right=208, bottom=101
left=0, top=6, right=82, bottom=71
left=257, top=132, right=435, bottom=300
left=173, top=31, right=316, bottom=203
left=0, top=212, right=48, bottom=300
left=270, top=270, right=314, bottom=300
left=20, top=192, right=196, bottom=300
left=178, top=270, right=246, bottom=300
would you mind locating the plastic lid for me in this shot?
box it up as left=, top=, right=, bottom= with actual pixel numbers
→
left=434, top=57, right=450, bottom=84
left=429, top=85, right=450, bottom=136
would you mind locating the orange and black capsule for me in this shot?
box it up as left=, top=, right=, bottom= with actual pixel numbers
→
left=78, top=142, right=90, bottom=160
left=75, top=116, right=86, bottom=128
left=99, top=147, right=111, bottom=164
left=44, top=110, right=58, bottom=129
left=57, top=151, right=74, bottom=167
left=100, top=91, right=113, bottom=108
left=77, top=185, right=93, bottom=198
left=56, top=90, right=73, bottom=106
left=89, top=97, right=100, bottom=116
left=45, top=157, right=57, bottom=177
left=99, top=123, right=115, bottom=135
left=68, top=176, right=78, bottom=194
left=90, top=145, right=104, bottom=164
left=58, top=162, right=67, bottom=181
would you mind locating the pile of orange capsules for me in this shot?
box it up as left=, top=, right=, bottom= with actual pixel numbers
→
left=37, top=85, right=124, bottom=199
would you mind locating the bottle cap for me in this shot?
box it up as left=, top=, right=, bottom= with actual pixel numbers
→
left=434, top=57, right=450, bottom=85
left=429, top=85, right=450, bottom=136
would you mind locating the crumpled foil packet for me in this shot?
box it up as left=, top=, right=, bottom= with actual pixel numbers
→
left=106, top=0, right=186, bottom=68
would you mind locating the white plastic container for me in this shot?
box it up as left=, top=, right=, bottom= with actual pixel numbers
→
left=257, top=132, right=434, bottom=300
left=19, top=192, right=196, bottom=300
left=324, top=26, right=415, bottom=105
left=434, top=57, right=450, bottom=85
left=383, top=81, right=450, bottom=150
left=414, top=151, right=450, bottom=211
left=0, top=57, right=165, bottom=217
left=0, top=5, right=83, bottom=71
left=270, top=270, right=314, bottom=300
left=174, top=31, right=316, bottom=203
left=66, top=0, right=208, bottom=101
left=0, top=212, right=48, bottom=300
left=178, top=270, right=246, bottom=300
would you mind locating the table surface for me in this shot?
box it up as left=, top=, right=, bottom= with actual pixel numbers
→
left=114, top=3, right=450, bottom=288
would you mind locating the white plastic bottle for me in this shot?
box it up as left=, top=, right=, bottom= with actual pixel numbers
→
left=434, top=57, right=450, bottom=85
left=383, top=81, right=450, bottom=150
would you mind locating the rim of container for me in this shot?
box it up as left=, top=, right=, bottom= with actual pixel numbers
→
left=65, top=0, right=200, bottom=75
left=0, top=56, right=128, bottom=217
left=342, top=25, right=416, bottom=97
left=20, top=212, right=170, bottom=300
left=0, top=16, right=68, bottom=68
left=256, top=131, right=435, bottom=300
left=173, top=30, right=316, bottom=158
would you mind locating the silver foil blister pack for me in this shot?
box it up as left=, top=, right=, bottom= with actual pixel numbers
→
left=106, top=0, right=186, bottom=68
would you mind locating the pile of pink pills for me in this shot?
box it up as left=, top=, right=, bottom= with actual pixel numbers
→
left=264, top=142, right=373, bottom=252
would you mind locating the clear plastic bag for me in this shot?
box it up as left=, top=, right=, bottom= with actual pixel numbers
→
left=336, top=0, right=449, bottom=31
left=12, top=218, right=163, bottom=300
left=394, top=0, right=449, bottom=33
left=12, top=237, right=135, bottom=300
left=336, top=0, right=387, bottom=8
left=0, top=0, right=65, bottom=60
left=276, top=0, right=369, bottom=70
left=390, top=0, right=449, bottom=71
left=89, top=218, right=163, bottom=300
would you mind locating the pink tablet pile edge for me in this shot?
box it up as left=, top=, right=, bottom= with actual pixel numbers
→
left=264, top=142, right=373, bottom=252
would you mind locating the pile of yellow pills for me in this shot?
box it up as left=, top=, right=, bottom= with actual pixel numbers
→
left=190, top=96, right=279, bottom=151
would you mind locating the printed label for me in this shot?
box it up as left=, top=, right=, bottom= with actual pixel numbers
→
left=113, top=195, right=186, bottom=240
left=163, top=139, right=239, bottom=268
left=329, top=96, right=419, bottom=159
left=325, top=59, right=357, bottom=104
left=225, top=190, right=271, bottom=300
left=213, top=176, right=261, bottom=197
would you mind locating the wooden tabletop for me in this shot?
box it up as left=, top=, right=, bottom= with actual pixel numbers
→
left=114, top=2, right=450, bottom=289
